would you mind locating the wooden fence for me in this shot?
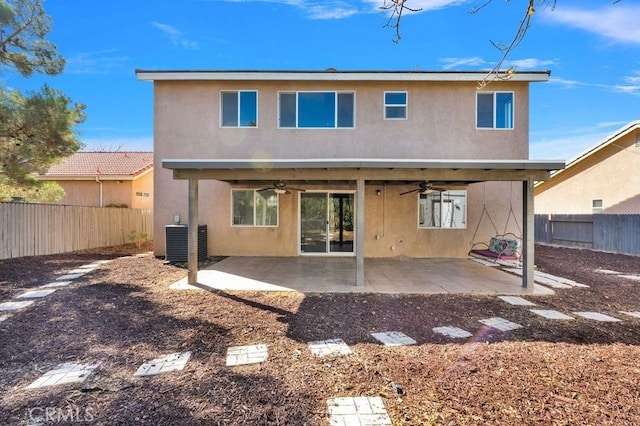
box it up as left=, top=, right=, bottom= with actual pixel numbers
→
left=0, top=202, right=153, bottom=260
left=535, top=214, right=640, bottom=255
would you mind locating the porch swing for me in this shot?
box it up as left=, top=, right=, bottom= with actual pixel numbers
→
left=468, top=182, right=522, bottom=262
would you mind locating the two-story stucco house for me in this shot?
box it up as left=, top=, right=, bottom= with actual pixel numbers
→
left=135, top=69, right=564, bottom=287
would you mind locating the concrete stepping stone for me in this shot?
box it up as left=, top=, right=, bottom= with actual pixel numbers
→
left=371, top=331, right=416, bottom=346
left=498, top=296, right=536, bottom=306
left=56, top=273, right=85, bottom=281
left=327, top=396, right=392, bottom=426
left=620, top=275, right=640, bottom=281
left=16, top=289, right=56, bottom=299
left=226, top=344, right=268, bottom=366
left=27, top=362, right=100, bottom=389
left=0, top=314, right=10, bottom=323
left=308, top=339, right=352, bottom=357
left=0, top=300, right=35, bottom=311
left=134, top=351, right=191, bottom=376
left=595, top=269, right=621, bottom=275
left=620, top=311, right=640, bottom=319
left=67, top=268, right=91, bottom=275
left=39, top=280, right=73, bottom=289
left=77, top=264, right=100, bottom=269
left=479, top=317, right=523, bottom=331
left=530, top=309, right=574, bottom=320
left=573, top=312, right=622, bottom=322
left=433, top=326, right=473, bottom=339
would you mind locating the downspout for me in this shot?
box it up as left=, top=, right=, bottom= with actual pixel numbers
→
left=95, top=175, right=103, bottom=207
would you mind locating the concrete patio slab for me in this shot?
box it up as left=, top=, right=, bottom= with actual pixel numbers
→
left=0, top=300, right=35, bottom=311
left=16, top=289, right=56, bottom=299
left=67, top=269, right=91, bottom=275
left=530, top=310, right=574, bottom=320
left=432, top=326, right=473, bottom=339
left=327, top=396, right=392, bottom=426
left=479, top=317, right=523, bottom=331
left=134, top=352, right=192, bottom=376
left=498, top=296, right=536, bottom=306
left=39, top=280, right=73, bottom=289
left=503, top=268, right=573, bottom=289
left=308, top=339, right=352, bottom=357
left=171, top=257, right=555, bottom=295
left=27, top=362, right=100, bottom=389
left=620, top=311, right=640, bottom=319
left=226, top=344, right=268, bottom=366
left=371, top=331, right=417, bottom=346
left=573, top=312, right=622, bottom=322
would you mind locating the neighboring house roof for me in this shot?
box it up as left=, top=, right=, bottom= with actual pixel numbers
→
left=535, top=120, right=640, bottom=187
left=40, top=152, right=153, bottom=181
left=136, top=69, right=550, bottom=82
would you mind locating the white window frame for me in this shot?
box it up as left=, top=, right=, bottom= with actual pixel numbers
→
left=384, top=91, right=408, bottom=120
left=231, top=189, right=279, bottom=227
left=418, top=190, right=467, bottom=229
left=220, top=90, right=258, bottom=128
left=476, top=91, right=514, bottom=130
left=278, top=91, right=356, bottom=129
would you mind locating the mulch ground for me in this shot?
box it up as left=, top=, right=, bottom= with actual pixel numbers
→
left=1, top=243, right=640, bottom=425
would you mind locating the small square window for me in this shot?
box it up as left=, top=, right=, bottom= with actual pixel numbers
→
left=419, top=190, right=467, bottom=229
left=592, top=199, right=603, bottom=214
left=477, top=92, right=514, bottom=129
left=384, top=92, right=407, bottom=119
left=221, top=91, right=257, bottom=128
left=232, top=189, right=278, bottom=226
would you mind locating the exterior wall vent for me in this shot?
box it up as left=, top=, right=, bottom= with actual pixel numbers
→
left=165, top=224, right=208, bottom=263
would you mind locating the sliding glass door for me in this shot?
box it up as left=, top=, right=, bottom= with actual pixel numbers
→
left=300, top=192, right=354, bottom=255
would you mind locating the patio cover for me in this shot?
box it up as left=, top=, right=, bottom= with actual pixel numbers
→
left=162, top=158, right=565, bottom=289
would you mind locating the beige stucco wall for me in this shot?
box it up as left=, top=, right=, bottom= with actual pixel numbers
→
left=153, top=79, right=530, bottom=257
left=45, top=171, right=154, bottom=209
left=535, top=131, right=640, bottom=214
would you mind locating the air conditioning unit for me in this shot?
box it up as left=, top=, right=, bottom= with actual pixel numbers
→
left=165, top=225, right=207, bottom=263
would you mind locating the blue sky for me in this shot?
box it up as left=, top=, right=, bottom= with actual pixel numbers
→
left=3, top=0, right=638, bottom=160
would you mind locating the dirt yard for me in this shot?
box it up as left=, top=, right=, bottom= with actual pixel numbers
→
left=1, top=244, right=640, bottom=425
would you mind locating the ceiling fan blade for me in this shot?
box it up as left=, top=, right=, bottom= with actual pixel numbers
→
left=258, top=187, right=274, bottom=192
left=399, top=188, right=419, bottom=196
left=287, top=187, right=306, bottom=192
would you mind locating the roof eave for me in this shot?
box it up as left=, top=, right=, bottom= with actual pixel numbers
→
left=136, top=70, right=550, bottom=83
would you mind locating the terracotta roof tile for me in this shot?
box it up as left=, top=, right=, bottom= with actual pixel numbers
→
left=42, top=152, right=153, bottom=177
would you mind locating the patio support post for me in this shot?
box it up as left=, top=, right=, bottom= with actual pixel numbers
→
left=356, top=178, right=365, bottom=287
left=188, top=178, right=199, bottom=285
left=522, top=179, right=535, bottom=288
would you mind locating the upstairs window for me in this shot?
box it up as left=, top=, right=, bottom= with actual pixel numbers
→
left=221, top=91, right=258, bottom=127
left=419, top=190, right=467, bottom=229
left=477, top=92, right=514, bottom=129
left=232, top=189, right=278, bottom=226
left=384, top=91, right=407, bottom=119
left=279, top=91, right=355, bottom=128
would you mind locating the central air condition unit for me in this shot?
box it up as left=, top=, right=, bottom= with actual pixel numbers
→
left=165, top=224, right=207, bottom=263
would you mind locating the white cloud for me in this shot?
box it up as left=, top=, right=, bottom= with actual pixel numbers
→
left=542, top=4, right=640, bottom=44
left=549, top=72, right=640, bottom=96
left=307, top=4, right=358, bottom=19
left=506, top=58, right=557, bottom=70
left=152, top=22, right=199, bottom=50
left=66, top=50, right=129, bottom=75
left=439, top=56, right=488, bottom=70
left=363, top=0, right=468, bottom=13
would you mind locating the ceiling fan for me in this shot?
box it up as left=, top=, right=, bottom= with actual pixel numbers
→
left=258, top=180, right=305, bottom=195
left=399, top=182, right=446, bottom=196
